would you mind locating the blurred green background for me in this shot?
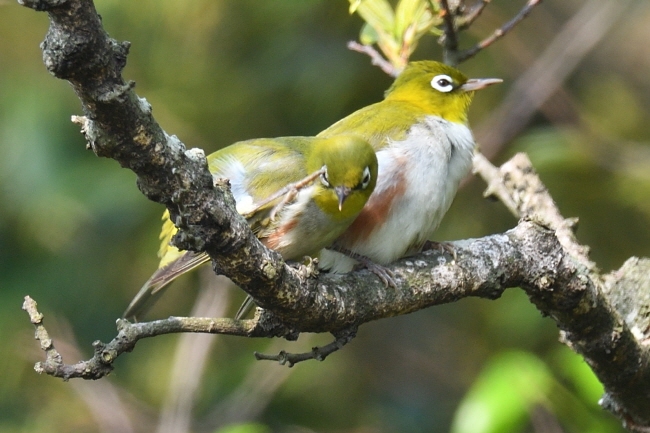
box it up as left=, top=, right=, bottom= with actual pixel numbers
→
left=2, top=0, right=649, bottom=432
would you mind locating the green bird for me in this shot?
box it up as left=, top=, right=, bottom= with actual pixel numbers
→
left=316, top=60, right=501, bottom=273
left=124, top=135, right=378, bottom=320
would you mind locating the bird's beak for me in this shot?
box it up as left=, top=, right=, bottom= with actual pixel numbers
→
left=335, top=186, right=351, bottom=211
left=460, top=78, right=503, bottom=92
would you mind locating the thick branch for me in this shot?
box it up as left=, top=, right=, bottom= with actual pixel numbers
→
left=18, top=0, right=318, bottom=327
left=18, top=0, right=650, bottom=428
left=24, top=219, right=646, bottom=394
left=19, top=221, right=566, bottom=377
left=474, top=152, right=650, bottom=428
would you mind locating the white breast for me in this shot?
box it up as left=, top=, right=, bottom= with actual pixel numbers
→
left=322, top=116, right=475, bottom=272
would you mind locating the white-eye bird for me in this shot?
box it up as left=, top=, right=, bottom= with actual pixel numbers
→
left=316, top=60, right=502, bottom=273
left=124, top=135, right=378, bottom=320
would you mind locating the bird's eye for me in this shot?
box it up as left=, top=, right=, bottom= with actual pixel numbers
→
left=431, top=74, right=454, bottom=93
left=360, top=166, right=372, bottom=189
left=320, top=167, right=330, bottom=187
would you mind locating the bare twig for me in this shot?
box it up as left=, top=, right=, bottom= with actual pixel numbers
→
left=457, top=0, right=543, bottom=63
left=254, top=327, right=358, bottom=367
left=346, top=41, right=399, bottom=77
left=439, top=0, right=460, bottom=66
left=22, top=297, right=65, bottom=376
left=457, top=0, right=490, bottom=30
left=471, top=151, right=518, bottom=217
left=17, top=0, right=650, bottom=428
left=22, top=294, right=283, bottom=380
left=21, top=317, right=151, bottom=431
left=474, top=0, right=632, bottom=159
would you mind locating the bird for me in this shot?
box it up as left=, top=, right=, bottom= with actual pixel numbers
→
left=123, top=135, right=378, bottom=320
left=316, top=60, right=502, bottom=273
left=235, top=60, right=500, bottom=318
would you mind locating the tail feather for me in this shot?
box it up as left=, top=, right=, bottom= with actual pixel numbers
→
left=123, top=251, right=211, bottom=320
left=234, top=295, right=256, bottom=320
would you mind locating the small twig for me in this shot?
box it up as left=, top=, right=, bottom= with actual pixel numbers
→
left=472, top=152, right=594, bottom=272
left=22, top=296, right=66, bottom=376
left=241, top=168, right=324, bottom=220
left=347, top=41, right=399, bottom=77
left=254, top=327, right=358, bottom=367
left=457, top=0, right=490, bottom=30
left=474, top=0, right=628, bottom=159
left=268, top=169, right=324, bottom=222
left=22, top=295, right=281, bottom=380
left=439, top=0, right=460, bottom=66
left=472, top=151, right=519, bottom=217
left=457, top=0, right=543, bottom=63
left=156, top=274, right=232, bottom=433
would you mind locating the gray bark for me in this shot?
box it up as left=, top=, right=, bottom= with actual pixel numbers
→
left=18, top=0, right=650, bottom=430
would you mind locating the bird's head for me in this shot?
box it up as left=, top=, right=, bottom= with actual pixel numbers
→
left=307, top=135, right=378, bottom=220
left=386, top=60, right=502, bottom=124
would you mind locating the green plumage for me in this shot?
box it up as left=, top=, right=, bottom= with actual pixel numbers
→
left=124, top=135, right=377, bottom=320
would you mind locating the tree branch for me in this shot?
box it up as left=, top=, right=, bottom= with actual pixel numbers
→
left=439, top=0, right=460, bottom=66
left=17, top=0, right=322, bottom=328
left=473, top=151, right=650, bottom=430
left=457, top=0, right=544, bottom=64
left=346, top=40, right=399, bottom=77
left=457, top=0, right=490, bottom=31
left=23, top=295, right=280, bottom=380
left=17, top=0, right=650, bottom=428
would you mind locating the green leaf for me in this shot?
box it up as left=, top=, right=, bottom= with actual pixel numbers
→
left=551, top=348, right=604, bottom=406
left=349, top=0, right=395, bottom=35
left=360, top=22, right=380, bottom=45
left=214, top=422, right=271, bottom=433
left=349, top=0, right=363, bottom=14
left=450, top=351, right=553, bottom=433
left=395, top=0, right=428, bottom=39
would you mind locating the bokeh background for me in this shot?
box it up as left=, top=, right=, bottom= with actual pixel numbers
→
left=2, top=1, right=650, bottom=432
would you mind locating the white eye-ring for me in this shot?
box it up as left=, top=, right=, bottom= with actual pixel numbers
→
left=431, top=74, right=454, bottom=93
left=320, top=166, right=330, bottom=187
left=361, top=166, right=372, bottom=189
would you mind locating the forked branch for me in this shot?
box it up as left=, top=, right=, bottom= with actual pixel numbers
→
left=17, top=0, right=650, bottom=428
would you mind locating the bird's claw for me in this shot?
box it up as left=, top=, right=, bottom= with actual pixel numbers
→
left=422, top=240, right=457, bottom=261
left=297, top=256, right=320, bottom=279
left=362, top=260, right=397, bottom=288
left=334, top=246, right=398, bottom=288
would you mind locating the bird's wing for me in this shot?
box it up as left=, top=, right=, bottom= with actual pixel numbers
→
left=208, top=137, right=314, bottom=234
left=124, top=137, right=315, bottom=320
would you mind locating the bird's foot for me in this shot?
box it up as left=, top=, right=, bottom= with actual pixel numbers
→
left=334, top=247, right=397, bottom=288
left=362, top=260, right=397, bottom=288
left=422, top=240, right=457, bottom=261
left=297, top=256, right=320, bottom=279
